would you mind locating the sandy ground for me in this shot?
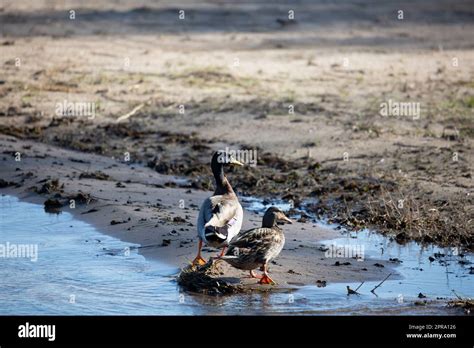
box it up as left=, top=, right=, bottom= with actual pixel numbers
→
left=0, top=0, right=473, bottom=295
left=1, top=0, right=473, bottom=249
left=0, top=134, right=396, bottom=289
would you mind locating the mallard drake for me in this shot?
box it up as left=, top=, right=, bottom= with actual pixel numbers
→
left=221, top=207, right=292, bottom=284
left=192, top=151, right=244, bottom=266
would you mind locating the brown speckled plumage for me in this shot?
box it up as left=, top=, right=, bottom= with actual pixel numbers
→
left=222, top=207, right=292, bottom=283
left=224, top=226, right=285, bottom=270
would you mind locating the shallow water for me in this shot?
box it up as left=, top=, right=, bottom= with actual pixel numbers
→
left=0, top=195, right=471, bottom=315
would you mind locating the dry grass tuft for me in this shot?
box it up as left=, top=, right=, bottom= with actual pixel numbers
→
left=365, top=188, right=473, bottom=248
left=447, top=299, right=474, bottom=314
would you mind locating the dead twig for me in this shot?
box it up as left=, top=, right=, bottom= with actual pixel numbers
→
left=116, top=103, right=145, bottom=123
left=452, top=289, right=463, bottom=300
left=370, top=273, right=392, bottom=294
left=355, top=281, right=365, bottom=292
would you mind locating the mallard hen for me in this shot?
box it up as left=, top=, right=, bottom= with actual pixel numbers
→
left=192, top=151, right=244, bottom=266
left=221, top=206, right=292, bottom=284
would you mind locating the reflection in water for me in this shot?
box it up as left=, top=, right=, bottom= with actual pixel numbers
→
left=0, top=195, right=471, bottom=315
left=321, top=230, right=473, bottom=298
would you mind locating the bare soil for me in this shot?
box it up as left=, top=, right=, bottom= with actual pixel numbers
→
left=0, top=0, right=473, bottom=252
left=0, top=135, right=396, bottom=291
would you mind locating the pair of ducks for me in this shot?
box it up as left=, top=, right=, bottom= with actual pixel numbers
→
left=193, top=151, right=292, bottom=285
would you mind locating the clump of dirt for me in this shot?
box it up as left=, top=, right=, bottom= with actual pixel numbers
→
left=79, top=171, right=111, bottom=180
left=37, top=178, right=63, bottom=194
left=0, top=124, right=45, bottom=140
left=44, top=198, right=62, bottom=213
left=169, top=68, right=237, bottom=85
left=0, top=178, right=15, bottom=188
left=68, top=192, right=94, bottom=205
left=177, top=260, right=245, bottom=296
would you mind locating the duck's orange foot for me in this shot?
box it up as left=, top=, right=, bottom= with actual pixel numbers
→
left=258, top=274, right=275, bottom=285
left=192, top=255, right=207, bottom=266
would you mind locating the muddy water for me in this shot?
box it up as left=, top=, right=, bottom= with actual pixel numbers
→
left=0, top=195, right=471, bottom=315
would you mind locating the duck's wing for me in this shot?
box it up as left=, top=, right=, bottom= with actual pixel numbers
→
left=207, top=195, right=240, bottom=228
left=197, top=195, right=242, bottom=242
left=227, top=227, right=280, bottom=255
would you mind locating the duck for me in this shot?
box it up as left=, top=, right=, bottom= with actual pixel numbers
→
left=220, top=206, right=292, bottom=284
left=192, top=151, right=244, bottom=266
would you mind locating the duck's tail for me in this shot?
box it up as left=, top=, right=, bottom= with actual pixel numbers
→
left=204, top=226, right=227, bottom=244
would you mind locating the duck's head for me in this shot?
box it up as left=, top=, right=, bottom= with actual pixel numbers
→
left=211, top=151, right=244, bottom=169
left=211, top=151, right=243, bottom=193
left=262, top=206, right=293, bottom=228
